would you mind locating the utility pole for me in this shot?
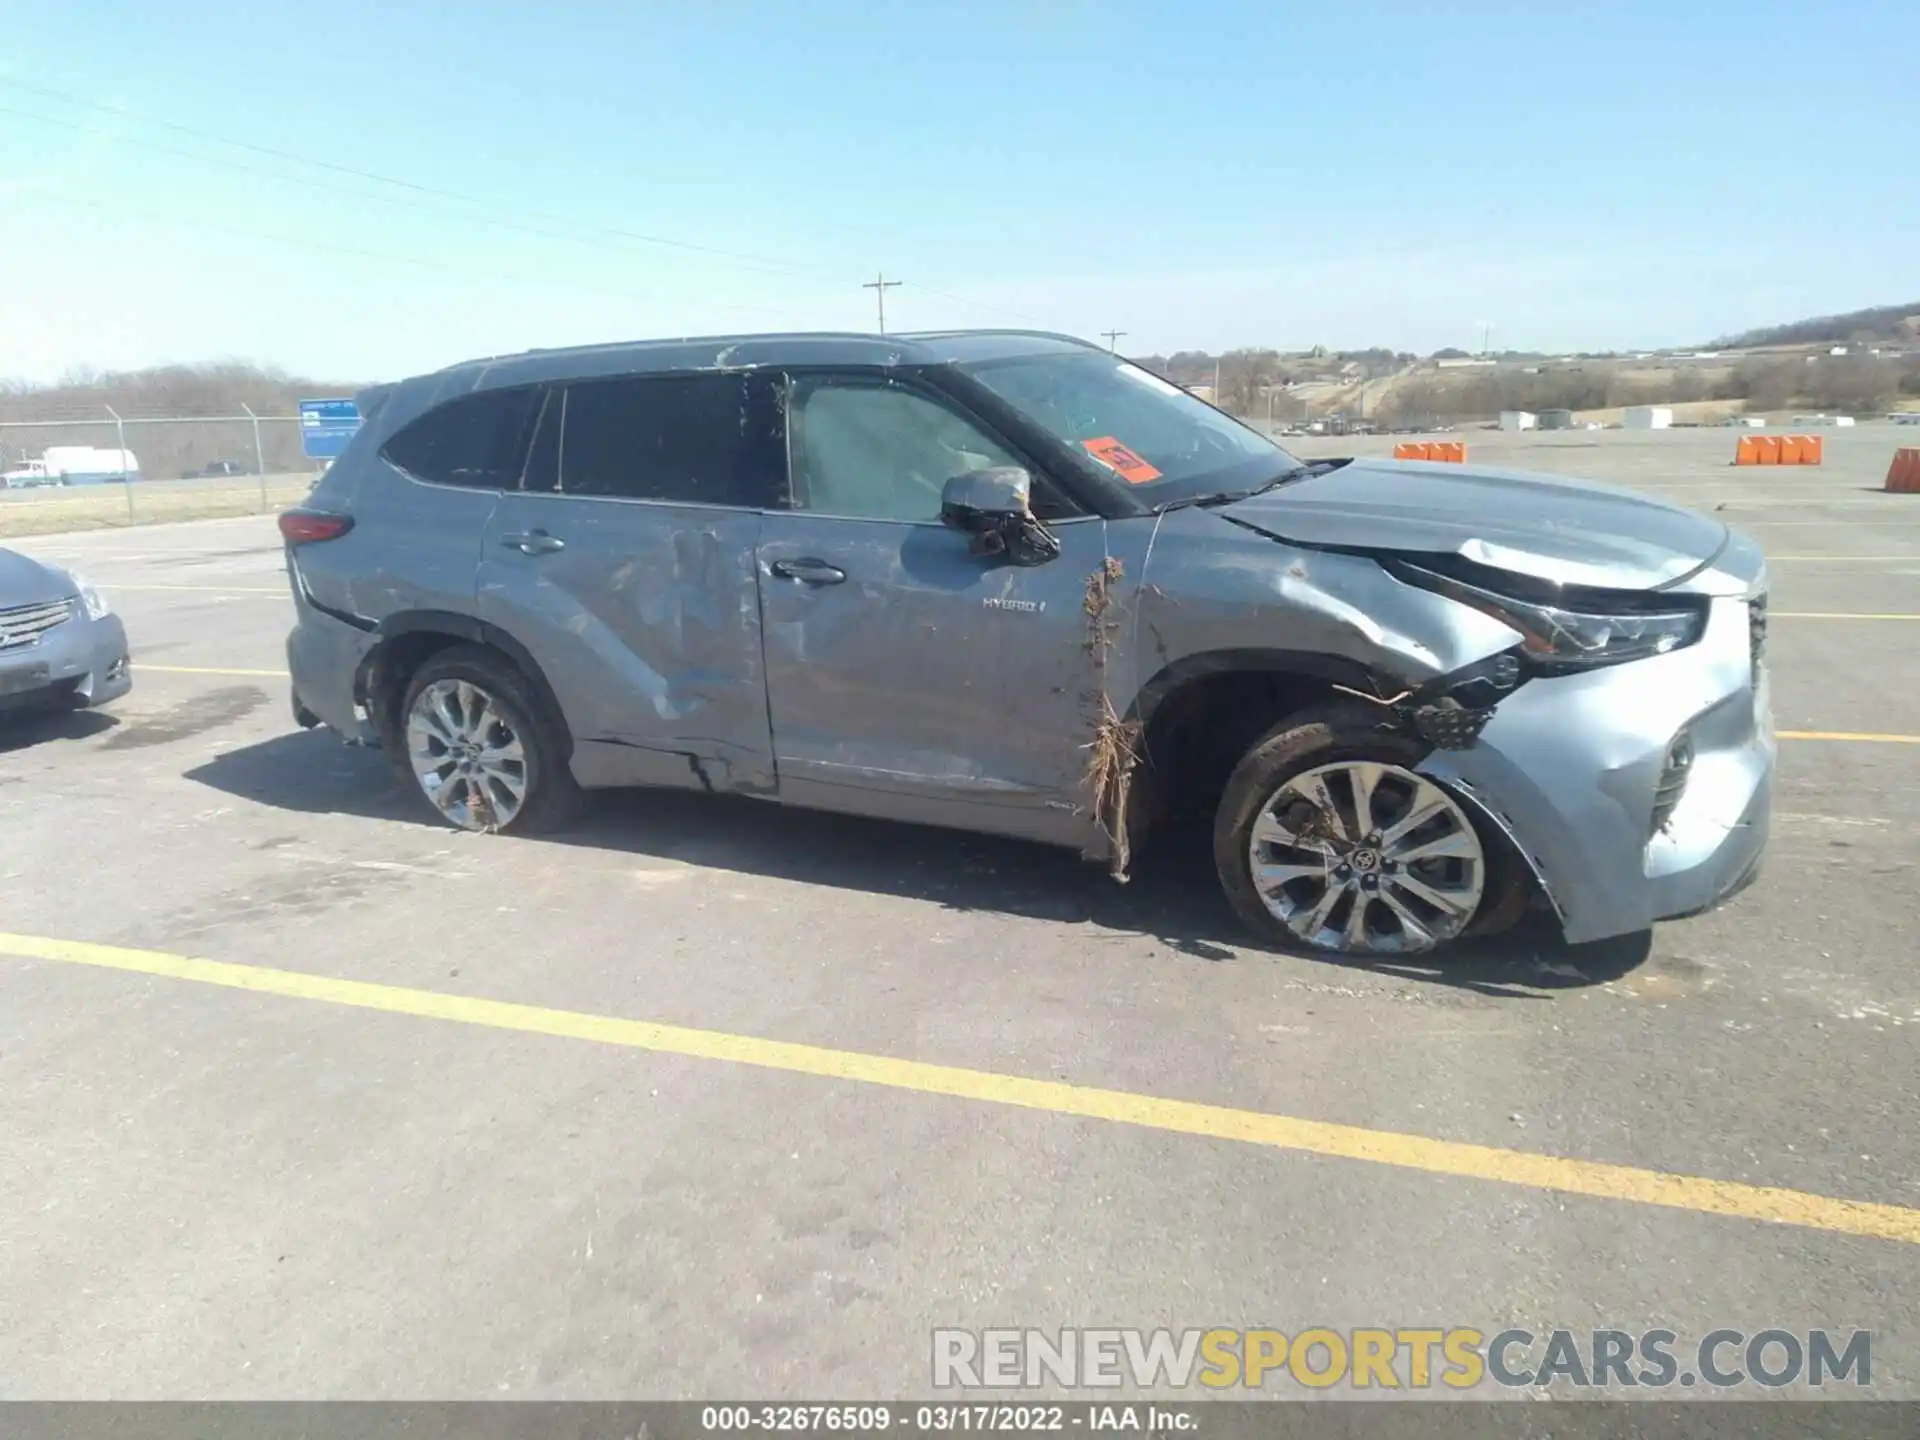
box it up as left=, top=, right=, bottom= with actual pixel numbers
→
left=863, top=273, right=901, bottom=334
left=1480, top=320, right=1493, bottom=357
left=1101, top=330, right=1127, bottom=353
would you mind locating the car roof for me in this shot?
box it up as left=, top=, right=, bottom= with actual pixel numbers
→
left=434, top=329, right=1103, bottom=392
left=351, top=330, right=1112, bottom=434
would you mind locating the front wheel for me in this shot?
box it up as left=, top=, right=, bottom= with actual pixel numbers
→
left=1214, top=705, right=1492, bottom=955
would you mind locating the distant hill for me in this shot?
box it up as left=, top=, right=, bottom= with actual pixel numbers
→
left=1711, top=303, right=1920, bottom=350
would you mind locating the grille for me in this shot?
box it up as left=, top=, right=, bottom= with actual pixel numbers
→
left=0, top=597, right=74, bottom=651
left=1748, top=591, right=1768, bottom=679
left=1652, top=731, right=1694, bottom=834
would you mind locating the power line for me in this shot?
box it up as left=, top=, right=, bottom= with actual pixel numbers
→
left=0, top=100, right=843, bottom=287
left=0, top=77, right=855, bottom=285
left=19, top=191, right=819, bottom=322
left=902, top=281, right=1046, bottom=327
left=0, top=78, right=1045, bottom=327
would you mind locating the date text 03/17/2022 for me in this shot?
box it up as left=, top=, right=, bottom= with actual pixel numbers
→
left=699, top=1405, right=1197, bottom=1433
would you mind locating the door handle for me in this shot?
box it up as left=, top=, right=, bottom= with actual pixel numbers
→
left=500, top=530, right=566, bottom=555
left=770, top=557, right=846, bottom=585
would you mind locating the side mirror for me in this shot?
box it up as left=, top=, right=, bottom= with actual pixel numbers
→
left=939, top=467, right=1061, bottom=567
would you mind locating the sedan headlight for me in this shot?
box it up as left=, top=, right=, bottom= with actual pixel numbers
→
left=69, top=571, right=112, bottom=620
left=1392, top=561, right=1706, bottom=674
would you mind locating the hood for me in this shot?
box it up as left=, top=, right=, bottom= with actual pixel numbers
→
left=0, top=546, right=76, bottom=607
left=1221, top=456, right=1730, bottom=590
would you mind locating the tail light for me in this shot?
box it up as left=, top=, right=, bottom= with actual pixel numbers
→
left=279, top=509, right=354, bottom=545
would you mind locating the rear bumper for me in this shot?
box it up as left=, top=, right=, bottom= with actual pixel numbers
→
left=0, top=611, right=131, bottom=714
left=1420, top=592, right=1772, bottom=944
left=286, top=596, right=378, bottom=742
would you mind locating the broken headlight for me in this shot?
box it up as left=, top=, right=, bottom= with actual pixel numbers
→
left=1391, top=562, right=1707, bottom=674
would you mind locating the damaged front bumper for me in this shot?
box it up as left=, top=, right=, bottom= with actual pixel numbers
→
left=1418, top=591, right=1772, bottom=945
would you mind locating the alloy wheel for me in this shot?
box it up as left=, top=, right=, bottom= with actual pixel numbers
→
left=406, top=679, right=529, bottom=830
left=1246, top=760, right=1485, bottom=954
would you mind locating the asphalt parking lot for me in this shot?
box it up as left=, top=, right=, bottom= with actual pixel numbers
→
left=2, top=424, right=1917, bottom=1400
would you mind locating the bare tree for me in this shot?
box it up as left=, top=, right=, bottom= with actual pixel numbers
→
left=1216, top=348, right=1281, bottom=415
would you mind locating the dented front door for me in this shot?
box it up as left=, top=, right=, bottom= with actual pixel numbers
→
left=756, top=513, right=1128, bottom=846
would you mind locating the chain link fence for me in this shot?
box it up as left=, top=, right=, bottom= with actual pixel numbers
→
left=0, top=411, right=324, bottom=539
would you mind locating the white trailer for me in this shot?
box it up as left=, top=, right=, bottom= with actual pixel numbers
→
left=1499, top=410, right=1537, bottom=432
left=41, top=446, right=141, bottom=483
left=1622, top=406, right=1673, bottom=430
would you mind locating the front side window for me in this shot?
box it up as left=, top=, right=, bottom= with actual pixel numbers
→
left=558, top=372, right=777, bottom=507
left=381, top=385, right=543, bottom=490
left=959, top=351, right=1298, bottom=507
left=787, top=376, right=1022, bottom=522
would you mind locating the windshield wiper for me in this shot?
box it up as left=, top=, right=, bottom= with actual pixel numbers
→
left=1151, top=462, right=1329, bottom=514
left=1152, top=490, right=1243, bottom=514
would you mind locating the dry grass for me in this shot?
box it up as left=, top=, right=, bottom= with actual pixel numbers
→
left=1078, top=556, right=1142, bottom=879
left=0, top=473, right=314, bottom=539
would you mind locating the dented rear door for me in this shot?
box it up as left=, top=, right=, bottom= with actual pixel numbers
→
left=476, top=373, right=783, bottom=793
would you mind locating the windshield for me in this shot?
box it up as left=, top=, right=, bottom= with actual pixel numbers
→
left=959, top=350, right=1300, bottom=506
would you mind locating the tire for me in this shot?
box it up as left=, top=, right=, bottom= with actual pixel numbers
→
left=395, top=644, right=581, bottom=834
left=1212, top=702, right=1503, bottom=955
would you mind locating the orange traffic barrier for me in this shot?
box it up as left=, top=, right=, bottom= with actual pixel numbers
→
left=1887, top=448, right=1920, bottom=494
left=1392, top=441, right=1468, bottom=463
left=1736, top=433, right=1823, bottom=466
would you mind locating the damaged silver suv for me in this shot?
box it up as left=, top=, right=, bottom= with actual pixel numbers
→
left=281, top=331, right=1772, bottom=957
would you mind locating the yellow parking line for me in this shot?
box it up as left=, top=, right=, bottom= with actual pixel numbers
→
left=141, top=664, right=289, bottom=678
left=3, top=931, right=1917, bottom=1247
left=111, top=583, right=287, bottom=595
left=1767, top=555, right=1919, bottom=562
left=1772, top=612, right=1920, bottom=620
left=1740, top=519, right=1920, bottom=525
left=1778, top=730, right=1920, bottom=745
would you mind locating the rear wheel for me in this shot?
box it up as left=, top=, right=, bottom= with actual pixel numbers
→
left=1214, top=705, right=1492, bottom=955
left=397, top=646, right=580, bottom=834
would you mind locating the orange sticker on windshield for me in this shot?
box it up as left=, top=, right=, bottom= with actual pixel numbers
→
left=1081, top=436, right=1163, bottom=484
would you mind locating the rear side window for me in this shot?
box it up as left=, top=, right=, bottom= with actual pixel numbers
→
left=558, top=372, right=778, bottom=506
left=381, top=386, right=543, bottom=489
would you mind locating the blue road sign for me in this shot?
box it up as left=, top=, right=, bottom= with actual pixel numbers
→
left=299, top=398, right=361, bottom=460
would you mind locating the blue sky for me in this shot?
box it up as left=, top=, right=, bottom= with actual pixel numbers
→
left=1, top=0, right=1912, bottom=382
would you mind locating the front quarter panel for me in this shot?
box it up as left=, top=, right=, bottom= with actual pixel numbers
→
left=1131, top=509, right=1525, bottom=702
